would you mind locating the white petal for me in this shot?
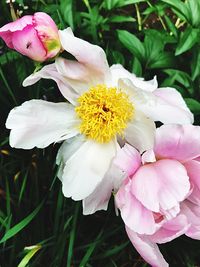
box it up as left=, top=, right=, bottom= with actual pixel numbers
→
left=23, top=63, right=79, bottom=105
left=55, top=57, right=103, bottom=97
left=56, top=136, right=84, bottom=181
left=124, top=110, right=156, bottom=153
left=61, top=139, right=118, bottom=200
left=59, top=28, right=110, bottom=81
left=82, top=161, right=124, bottom=215
left=118, top=79, right=193, bottom=124
left=110, top=64, right=157, bottom=91
left=6, top=100, right=79, bottom=149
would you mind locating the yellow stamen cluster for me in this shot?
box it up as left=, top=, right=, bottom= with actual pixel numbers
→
left=75, top=84, right=134, bottom=143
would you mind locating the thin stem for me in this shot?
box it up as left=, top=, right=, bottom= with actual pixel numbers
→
left=135, top=4, right=142, bottom=31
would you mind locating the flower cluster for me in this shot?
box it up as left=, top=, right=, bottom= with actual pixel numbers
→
left=1, top=12, right=200, bottom=267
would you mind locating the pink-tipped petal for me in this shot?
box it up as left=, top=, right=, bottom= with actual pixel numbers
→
left=132, top=159, right=190, bottom=212
left=113, top=144, right=141, bottom=177
left=126, top=227, right=169, bottom=267
left=155, top=125, right=200, bottom=163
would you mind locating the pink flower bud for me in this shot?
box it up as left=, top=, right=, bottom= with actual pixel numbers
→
left=0, top=12, right=61, bottom=62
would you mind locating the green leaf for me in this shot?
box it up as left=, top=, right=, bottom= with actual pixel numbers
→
left=185, top=98, right=200, bottom=115
left=175, top=27, right=200, bottom=55
left=163, top=69, right=192, bottom=87
left=18, top=245, right=42, bottom=267
left=191, top=47, right=200, bottom=81
left=164, top=15, right=178, bottom=38
left=186, top=0, right=200, bottom=27
left=160, top=0, right=190, bottom=22
left=109, top=15, right=135, bottom=23
left=149, top=52, right=175, bottom=69
left=0, top=200, right=44, bottom=244
left=103, top=0, right=145, bottom=10
left=132, top=56, right=142, bottom=76
left=117, top=30, right=145, bottom=62
left=60, top=0, right=74, bottom=29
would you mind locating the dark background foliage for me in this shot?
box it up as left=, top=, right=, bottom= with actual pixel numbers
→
left=0, top=0, right=200, bottom=266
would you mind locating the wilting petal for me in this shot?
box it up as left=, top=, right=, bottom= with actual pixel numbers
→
left=116, top=179, right=156, bottom=235
left=113, top=143, right=141, bottom=176
left=23, top=63, right=79, bottom=104
left=6, top=100, right=79, bottom=149
left=149, top=214, right=189, bottom=244
left=155, top=125, right=200, bottom=163
left=126, top=227, right=169, bottom=267
left=132, top=159, right=190, bottom=212
left=59, top=28, right=110, bottom=81
left=110, top=64, right=157, bottom=91
left=61, top=139, right=118, bottom=200
left=181, top=200, right=200, bottom=239
left=124, top=110, right=156, bottom=153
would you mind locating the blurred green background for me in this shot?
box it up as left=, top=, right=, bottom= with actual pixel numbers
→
left=0, top=0, right=200, bottom=266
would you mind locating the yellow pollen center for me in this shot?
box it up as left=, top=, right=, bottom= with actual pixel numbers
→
left=75, top=84, right=134, bottom=143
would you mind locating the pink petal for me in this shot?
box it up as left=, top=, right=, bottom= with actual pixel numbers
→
left=149, top=214, right=189, bottom=244
left=113, top=144, right=141, bottom=177
left=132, top=159, right=190, bottom=212
left=12, top=25, right=47, bottom=61
left=155, top=125, right=200, bottom=163
left=184, top=160, right=200, bottom=205
left=0, top=15, right=32, bottom=48
left=126, top=227, right=169, bottom=267
left=33, top=12, right=58, bottom=32
left=181, top=200, right=200, bottom=240
left=116, top=179, right=156, bottom=235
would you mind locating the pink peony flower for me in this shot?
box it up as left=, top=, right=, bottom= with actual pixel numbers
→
left=115, top=124, right=200, bottom=267
left=0, top=12, right=61, bottom=62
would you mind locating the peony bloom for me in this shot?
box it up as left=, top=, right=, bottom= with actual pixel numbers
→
left=6, top=29, right=193, bottom=215
left=0, top=12, right=61, bottom=62
left=115, top=124, right=200, bottom=267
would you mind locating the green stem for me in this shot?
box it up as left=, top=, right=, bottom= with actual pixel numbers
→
left=135, top=4, right=142, bottom=31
